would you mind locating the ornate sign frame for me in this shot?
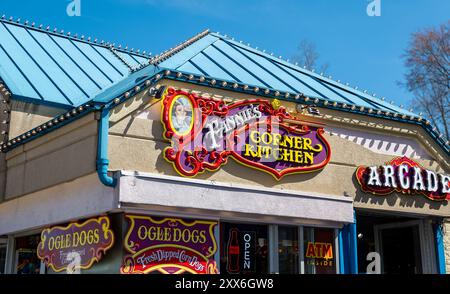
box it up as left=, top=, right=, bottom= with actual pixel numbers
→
left=121, top=215, right=218, bottom=274
left=37, top=216, right=114, bottom=272
left=160, top=88, right=331, bottom=180
left=356, top=156, right=450, bottom=201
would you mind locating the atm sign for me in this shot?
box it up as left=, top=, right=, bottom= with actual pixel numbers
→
left=305, top=242, right=333, bottom=259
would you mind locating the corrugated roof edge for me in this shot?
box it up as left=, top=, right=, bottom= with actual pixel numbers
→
left=1, top=68, right=449, bottom=157
left=0, top=15, right=152, bottom=58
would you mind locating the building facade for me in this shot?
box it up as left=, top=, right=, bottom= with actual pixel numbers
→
left=0, top=18, right=448, bottom=274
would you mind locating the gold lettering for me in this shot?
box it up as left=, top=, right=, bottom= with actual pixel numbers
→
left=191, top=230, right=199, bottom=244
left=250, top=131, right=260, bottom=144
left=283, top=135, right=293, bottom=148
left=304, top=138, right=323, bottom=152
left=199, top=231, right=206, bottom=244
left=261, top=132, right=272, bottom=145
left=164, top=227, right=171, bottom=242
left=304, top=152, right=314, bottom=164
left=173, top=228, right=181, bottom=242
left=138, top=226, right=148, bottom=240
left=48, top=237, right=54, bottom=251
left=182, top=229, right=190, bottom=243
left=73, top=232, right=79, bottom=247
left=65, top=233, right=71, bottom=248
left=273, top=133, right=282, bottom=146
left=94, top=229, right=100, bottom=244
left=244, top=144, right=262, bottom=158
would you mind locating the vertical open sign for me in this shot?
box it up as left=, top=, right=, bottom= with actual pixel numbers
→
left=226, top=229, right=256, bottom=274
left=241, top=231, right=256, bottom=273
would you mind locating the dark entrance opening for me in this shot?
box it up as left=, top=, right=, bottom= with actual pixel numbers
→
left=356, top=211, right=423, bottom=274
left=379, top=225, right=422, bottom=274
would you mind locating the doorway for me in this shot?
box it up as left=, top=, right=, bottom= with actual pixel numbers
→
left=356, top=212, right=437, bottom=274
left=374, top=221, right=423, bottom=274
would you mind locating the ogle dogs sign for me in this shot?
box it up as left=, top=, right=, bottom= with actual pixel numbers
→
left=37, top=216, right=114, bottom=272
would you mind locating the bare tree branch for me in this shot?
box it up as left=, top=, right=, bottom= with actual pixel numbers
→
left=292, top=39, right=329, bottom=75
left=402, top=21, right=450, bottom=140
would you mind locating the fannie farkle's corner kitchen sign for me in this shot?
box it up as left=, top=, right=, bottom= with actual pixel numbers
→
left=121, top=215, right=218, bottom=274
left=160, top=87, right=331, bottom=180
left=356, top=156, right=450, bottom=201
left=37, top=216, right=114, bottom=272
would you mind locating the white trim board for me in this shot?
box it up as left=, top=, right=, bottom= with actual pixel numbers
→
left=118, top=171, right=354, bottom=224
left=0, top=173, right=116, bottom=235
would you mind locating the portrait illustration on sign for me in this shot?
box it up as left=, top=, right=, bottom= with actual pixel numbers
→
left=169, top=95, right=193, bottom=136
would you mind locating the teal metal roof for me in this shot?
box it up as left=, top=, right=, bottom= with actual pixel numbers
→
left=0, top=25, right=447, bottom=155
left=158, top=32, right=415, bottom=116
left=0, top=17, right=150, bottom=108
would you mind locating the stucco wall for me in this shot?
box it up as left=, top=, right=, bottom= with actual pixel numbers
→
left=444, top=221, right=450, bottom=273
left=0, top=173, right=115, bottom=235
left=107, top=80, right=450, bottom=217
left=3, top=113, right=98, bottom=200
left=9, top=100, right=66, bottom=139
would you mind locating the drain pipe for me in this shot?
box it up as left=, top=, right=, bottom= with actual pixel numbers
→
left=96, top=107, right=116, bottom=187
left=434, top=221, right=446, bottom=274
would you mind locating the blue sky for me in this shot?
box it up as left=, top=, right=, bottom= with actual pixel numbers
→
left=1, top=0, right=449, bottom=107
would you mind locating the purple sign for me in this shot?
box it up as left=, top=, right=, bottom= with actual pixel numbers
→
left=161, top=88, right=331, bottom=179
left=121, top=215, right=218, bottom=274
left=37, top=216, right=114, bottom=272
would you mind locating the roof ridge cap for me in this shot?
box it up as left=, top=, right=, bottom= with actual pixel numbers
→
left=0, top=15, right=152, bottom=58
left=150, top=28, right=210, bottom=65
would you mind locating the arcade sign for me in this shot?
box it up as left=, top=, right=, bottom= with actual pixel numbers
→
left=37, top=216, right=114, bottom=272
left=121, top=215, right=218, bottom=274
left=160, top=88, right=331, bottom=180
left=356, top=157, right=450, bottom=201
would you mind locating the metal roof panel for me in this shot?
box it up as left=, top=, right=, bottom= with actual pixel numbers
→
left=0, top=23, right=65, bottom=103
left=159, top=34, right=219, bottom=69
left=177, top=61, right=205, bottom=76
left=0, top=18, right=151, bottom=108
left=160, top=32, right=416, bottom=116
left=0, top=44, right=40, bottom=98
left=203, top=43, right=266, bottom=87
left=189, top=52, right=235, bottom=81
left=29, top=31, right=102, bottom=96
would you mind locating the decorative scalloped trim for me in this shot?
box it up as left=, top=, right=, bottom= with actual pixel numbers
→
left=1, top=70, right=448, bottom=157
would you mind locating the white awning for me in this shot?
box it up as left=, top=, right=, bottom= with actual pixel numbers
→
left=118, top=171, right=354, bottom=226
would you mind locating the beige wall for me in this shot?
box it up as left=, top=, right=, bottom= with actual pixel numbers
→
left=4, top=112, right=98, bottom=200
left=444, top=221, right=450, bottom=273
left=107, top=80, right=450, bottom=217
left=9, top=100, right=66, bottom=139
left=0, top=78, right=448, bottom=271
left=0, top=92, right=10, bottom=201
left=0, top=152, right=6, bottom=202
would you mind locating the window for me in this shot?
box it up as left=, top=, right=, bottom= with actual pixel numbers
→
left=15, top=235, right=43, bottom=274
left=304, top=228, right=337, bottom=274
left=220, top=223, right=268, bottom=274
left=0, top=239, right=6, bottom=274
left=278, top=226, right=299, bottom=274
left=220, top=223, right=338, bottom=274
